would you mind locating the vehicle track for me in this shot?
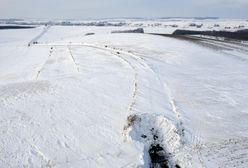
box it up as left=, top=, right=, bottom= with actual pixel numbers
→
left=88, top=44, right=190, bottom=168
left=104, top=46, right=187, bottom=141
left=34, top=42, right=197, bottom=167
left=28, top=25, right=51, bottom=47
left=23, top=33, right=248, bottom=167
left=67, top=46, right=80, bottom=72
left=35, top=47, right=54, bottom=80
left=79, top=44, right=139, bottom=117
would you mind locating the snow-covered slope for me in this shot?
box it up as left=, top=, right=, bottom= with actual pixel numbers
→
left=0, top=25, right=248, bottom=168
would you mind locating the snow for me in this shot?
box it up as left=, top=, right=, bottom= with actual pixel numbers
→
left=0, top=21, right=248, bottom=168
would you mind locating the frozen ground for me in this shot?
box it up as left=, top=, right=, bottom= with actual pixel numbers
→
left=0, top=23, right=248, bottom=168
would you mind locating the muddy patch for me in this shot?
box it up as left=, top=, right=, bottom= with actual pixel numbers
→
left=149, top=144, right=170, bottom=168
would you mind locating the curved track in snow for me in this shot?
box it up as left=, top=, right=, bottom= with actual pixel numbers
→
left=1, top=27, right=248, bottom=168
left=35, top=42, right=190, bottom=167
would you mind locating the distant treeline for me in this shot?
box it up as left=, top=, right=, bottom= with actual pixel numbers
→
left=173, top=29, right=248, bottom=41
left=0, top=25, right=35, bottom=29
left=159, top=17, right=218, bottom=20
left=111, top=28, right=144, bottom=34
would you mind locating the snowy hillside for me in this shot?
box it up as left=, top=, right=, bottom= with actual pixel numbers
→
left=0, top=24, right=248, bottom=168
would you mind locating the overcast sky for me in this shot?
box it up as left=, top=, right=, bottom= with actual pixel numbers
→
left=0, top=0, right=247, bottom=19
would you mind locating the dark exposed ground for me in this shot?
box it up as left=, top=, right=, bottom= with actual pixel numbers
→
left=149, top=144, right=169, bottom=168
left=111, top=28, right=144, bottom=34
left=147, top=33, right=248, bottom=53
left=0, top=25, right=35, bottom=29
left=149, top=143, right=181, bottom=168
left=172, top=29, right=248, bottom=41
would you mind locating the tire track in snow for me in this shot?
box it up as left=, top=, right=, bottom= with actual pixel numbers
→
left=35, top=45, right=80, bottom=80
left=102, top=46, right=206, bottom=168
left=128, top=50, right=206, bottom=168
left=72, top=44, right=142, bottom=141
left=35, top=47, right=54, bottom=80
left=125, top=50, right=204, bottom=144
left=38, top=42, right=203, bottom=167
left=126, top=51, right=206, bottom=167
left=110, top=47, right=187, bottom=140
left=163, top=84, right=186, bottom=142
left=34, top=43, right=191, bottom=167
left=28, top=25, right=51, bottom=47
left=67, top=45, right=79, bottom=72
left=35, top=47, right=53, bottom=80
left=63, top=44, right=140, bottom=132
left=79, top=44, right=139, bottom=115
left=35, top=43, right=187, bottom=140
left=92, top=45, right=188, bottom=167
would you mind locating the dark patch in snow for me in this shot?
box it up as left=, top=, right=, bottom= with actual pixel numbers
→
left=149, top=144, right=170, bottom=168
left=85, top=33, right=95, bottom=36
left=175, top=164, right=181, bottom=168
left=125, top=114, right=184, bottom=168
left=123, top=114, right=139, bottom=131
left=149, top=143, right=182, bottom=168
left=111, top=28, right=144, bottom=34
left=0, top=25, right=35, bottom=29
left=172, top=29, right=248, bottom=41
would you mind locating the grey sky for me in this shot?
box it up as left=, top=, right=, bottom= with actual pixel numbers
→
left=0, top=0, right=247, bottom=19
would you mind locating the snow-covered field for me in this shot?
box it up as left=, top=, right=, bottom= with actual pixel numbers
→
left=0, top=23, right=248, bottom=168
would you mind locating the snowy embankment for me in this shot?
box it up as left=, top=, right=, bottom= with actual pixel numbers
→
left=0, top=26, right=248, bottom=168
